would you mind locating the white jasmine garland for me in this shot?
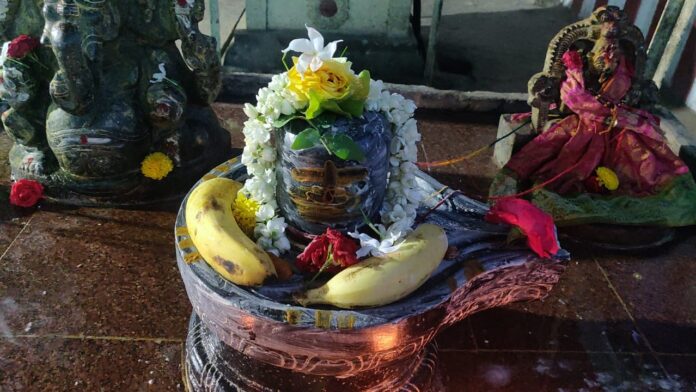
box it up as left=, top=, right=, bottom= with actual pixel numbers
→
left=241, top=75, right=421, bottom=257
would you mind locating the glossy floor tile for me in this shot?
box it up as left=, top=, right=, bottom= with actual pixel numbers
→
left=440, top=350, right=678, bottom=391
left=0, top=207, right=191, bottom=339
left=0, top=338, right=182, bottom=391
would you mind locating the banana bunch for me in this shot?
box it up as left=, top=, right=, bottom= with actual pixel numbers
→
left=297, top=224, right=448, bottom=308
left=185, top=178, right=277, bottom=286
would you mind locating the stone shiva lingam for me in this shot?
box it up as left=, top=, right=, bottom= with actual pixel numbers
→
left=490, top=6, right=696, bottom=249
left=0, top=0, right=230, bottom=204
left=175, top=27, right=566, bottom=391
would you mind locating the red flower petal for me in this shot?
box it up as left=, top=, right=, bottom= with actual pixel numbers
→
left=7, top=35, right=40, bottom=59
left=10, top=179, right=44, bottom=208
left=296, top=228, right=360, bottom=273
left=485, top=197, right=560, bottom=258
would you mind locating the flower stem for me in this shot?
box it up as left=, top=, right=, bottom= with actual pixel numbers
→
left=6, top=58, right=29, bottom=69
left=29, top=53, right=49, bottom=71
left=309, top=243, right=333, bottom=284
left=281, top=52, right=290, bottom=71
left=360, top=209, right=384, bottom=240
left=319, top=135, right=334, bottom=157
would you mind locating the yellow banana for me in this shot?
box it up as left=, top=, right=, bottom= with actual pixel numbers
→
left=297, top=224, right=448, bottom=308
left=185, top=178, right=277, bottom=286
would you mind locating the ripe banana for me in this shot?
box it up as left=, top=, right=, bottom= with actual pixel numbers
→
left=185, top=177, right=277, bottom=286
left=297, top=224, right=448, bottom=308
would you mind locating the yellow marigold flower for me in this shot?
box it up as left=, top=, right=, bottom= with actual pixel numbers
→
left=596, top=166, right=619, bottom=191
left=141, top=152, right=174, bottom=180
left=232, top=192, right=259, bottom=238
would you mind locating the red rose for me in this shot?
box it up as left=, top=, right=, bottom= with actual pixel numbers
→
left=485, top=197, right=560, bottom=259
left=296, top=234, right=330, bottom=272
left=9, top=179, right=44, bottom=208
left=7, top=35, right=40, bottom=59
left=296, top=228, right=359, bottom=273
left=325, top=228, right=358, bottom=267
left=177, top=0, right=188, bottom=6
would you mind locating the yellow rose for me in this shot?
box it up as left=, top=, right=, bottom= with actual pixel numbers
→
left=288, top=57, right=370, bottom=119
left=289, top=58, right=353, bottom=100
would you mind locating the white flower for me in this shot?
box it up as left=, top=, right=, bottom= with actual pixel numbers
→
left=387, top=204, right=408, bottom=223
left=246, top=175, right=275, bottom=203
left=261, top=146, right=275, bottom=162
left=348, top=226, right=404, bottom=258
left=274, top=236, right=291, bottom=253
left=255, top=217, right=287, bottom=241
left=0, top=41, right=9, bottom=67
left=282, top=25, right=342, bottom=75
left=256, top=204, right=276, bottom=222
left=243, top=103, right=259, bottom=119
left=150, top=63, right=167, bottom=84
left=243, top=119, right=271, bottom=144
left=269, top=73, right=289, bottom=92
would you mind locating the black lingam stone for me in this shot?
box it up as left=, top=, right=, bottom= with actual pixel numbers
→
left=0, top=0, right=230, bottom=205
left=275, top=111, right=391, bottom=234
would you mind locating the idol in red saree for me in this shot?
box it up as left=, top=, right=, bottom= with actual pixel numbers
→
left=492, top=50, right=696, bottom=227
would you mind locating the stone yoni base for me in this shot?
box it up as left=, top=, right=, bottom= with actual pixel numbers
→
left=183, top=313, right=445, bottom=392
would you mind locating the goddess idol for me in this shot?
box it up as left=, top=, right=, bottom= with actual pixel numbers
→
left=491, top=6, right=696, bottom=233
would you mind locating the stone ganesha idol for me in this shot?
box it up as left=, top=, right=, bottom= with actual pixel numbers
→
left=0, top=0, right=230, bottom=203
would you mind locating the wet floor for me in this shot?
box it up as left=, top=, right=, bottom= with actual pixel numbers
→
left=0, top=104, right=695, bottom=391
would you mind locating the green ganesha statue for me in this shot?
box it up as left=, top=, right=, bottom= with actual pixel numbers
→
left=0, top=0, right=230, bottom=203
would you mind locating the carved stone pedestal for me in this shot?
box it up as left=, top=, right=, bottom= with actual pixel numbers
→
left=183, top=313, right=445, bottom=392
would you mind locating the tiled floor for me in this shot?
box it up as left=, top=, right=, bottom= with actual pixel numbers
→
left=0, top=104, right=694, bottom=391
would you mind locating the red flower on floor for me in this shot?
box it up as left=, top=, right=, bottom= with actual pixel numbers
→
left=7, top=35, right=40, bottom=59
left=10, top=179, right=44, bottom=208
left=485, top=197, right=560, bottom=258
left=296, top=228, right=359, bottom=273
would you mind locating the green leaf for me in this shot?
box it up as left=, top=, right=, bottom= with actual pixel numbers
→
left=324, top=133, right=365, bottom=162
left=353, top=70, right=371, bottom=101
left=306, top=90, right=350, bottom=120
left=305, top=90, right=325, bottom=120
left=273, top=114, right=305, bottom=128
left=311, top=112, right=338, bottom=129
left=291, top=128, right=321, bottom=150
left=339, top=98, right=365, bottom=118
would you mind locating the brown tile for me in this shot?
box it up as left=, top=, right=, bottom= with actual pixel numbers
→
left=658, top=355, right=696, bottom=390
left=0, top=206, right=191, bottom=339
left=467, top=259, right=649, bottom=353
left=598, top=229, right=696, bottom=354
left=212, top=103, right=245, bottom=151
left=440, top=350, right=673, bottom=391
left=0, top=337, right=182, bottom=391
left=417, top=111, right=500, bottom=201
